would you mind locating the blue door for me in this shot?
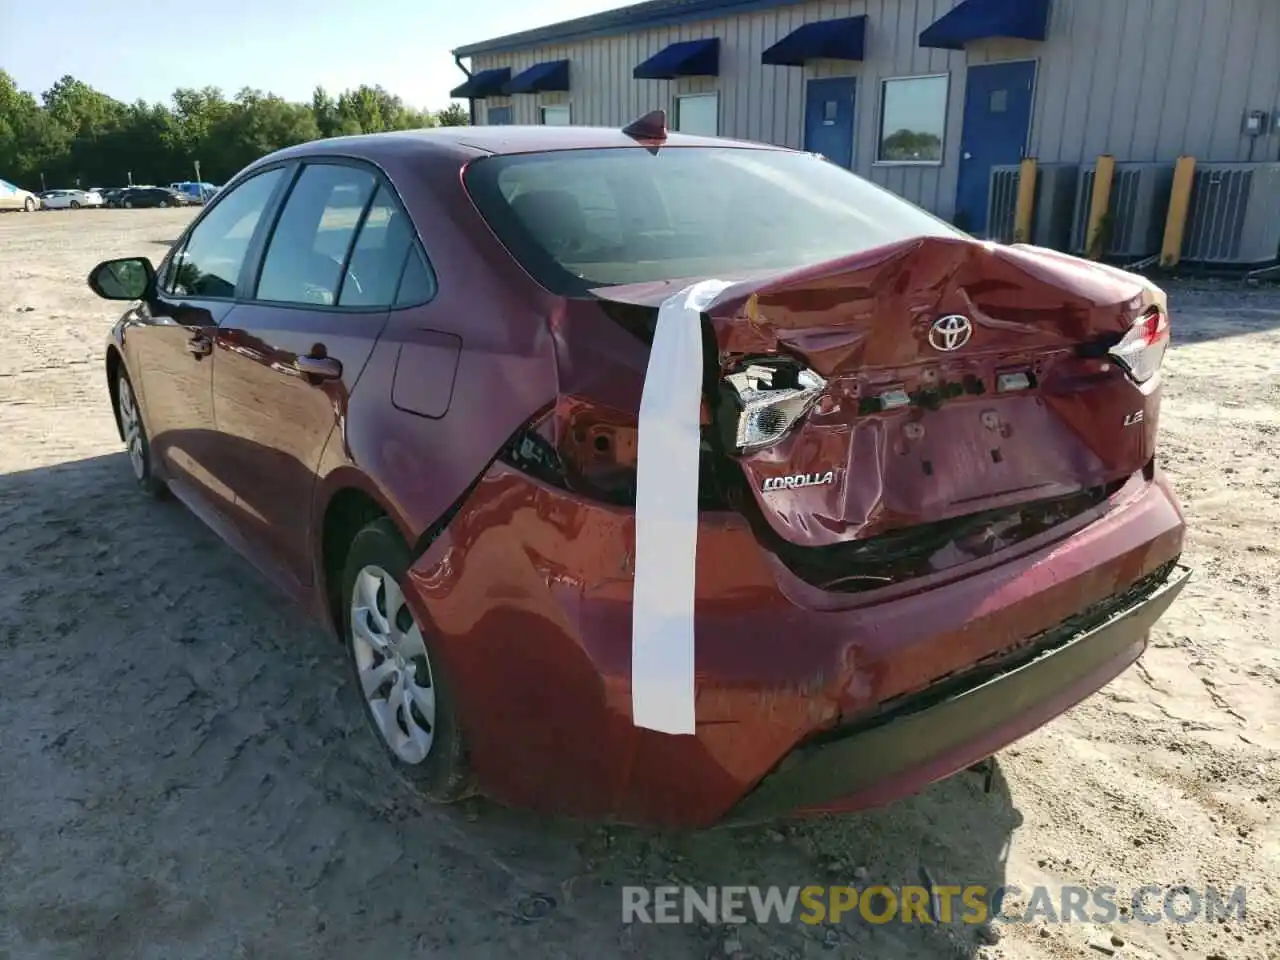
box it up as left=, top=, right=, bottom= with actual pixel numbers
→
left=956, top=60, right=1037, bottom=235
left=803, top=77, right=857, bottom=170
left=488, top=105, right=513, bottom=125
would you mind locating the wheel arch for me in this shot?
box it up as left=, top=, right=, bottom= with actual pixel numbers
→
left=315, top=475, right=406, bottom=638
left=105, top=345, right=125, bottom=441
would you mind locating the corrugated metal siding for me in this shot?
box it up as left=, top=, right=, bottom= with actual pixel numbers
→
left=465, top=0, right=1280, bottom=219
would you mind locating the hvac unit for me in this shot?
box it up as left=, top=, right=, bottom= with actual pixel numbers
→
left=986, top=163, right=1079, bottom=250
left=1070, top=162, right=1174, bottom=260
left=1181, top=162, right=1280, bottom=267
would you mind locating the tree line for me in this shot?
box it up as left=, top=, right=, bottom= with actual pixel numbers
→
left=0, top=70, right=469, bottom=191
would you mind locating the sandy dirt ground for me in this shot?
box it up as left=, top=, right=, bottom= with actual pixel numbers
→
left=0, top=208, right=1276, bottom=960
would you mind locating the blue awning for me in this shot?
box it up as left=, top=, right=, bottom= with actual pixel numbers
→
left=503, top=59, right=571, bottom=94
left=633, top=38, right=720, bottom=80
left=449, top=67, right=511, bottom=99
left=919, top=0, right=1049, bottom=50
left=762, top=16, right=866, bottom=66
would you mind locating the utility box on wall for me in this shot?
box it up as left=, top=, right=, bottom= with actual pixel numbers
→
left=1070, top=162, right=1175, bottom=260
left=1181, top=162, right=1280, bottom=267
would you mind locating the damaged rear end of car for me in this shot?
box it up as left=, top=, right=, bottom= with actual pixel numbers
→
left=411, top=139, right=1188, bottom=826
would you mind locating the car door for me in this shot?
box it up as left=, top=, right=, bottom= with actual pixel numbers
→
left=211, top=160, right=405, bottom=595
left=131, top=165, right=289, bottom=518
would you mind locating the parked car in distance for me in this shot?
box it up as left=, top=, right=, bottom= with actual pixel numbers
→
left=118, top=186, right=189, bottom=208
left=39, top=189, right=105, bottom=209
left=0, top=178, right=41, bottom=211
left=86, top=119, right=1189, bottom=828
left=168, top=181, right=220, bottom=204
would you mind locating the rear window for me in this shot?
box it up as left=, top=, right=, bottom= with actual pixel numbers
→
left=463, top=146, right=964, bottom=295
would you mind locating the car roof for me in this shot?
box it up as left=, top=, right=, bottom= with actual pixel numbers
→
left=261, top=124, right=787, bottom=166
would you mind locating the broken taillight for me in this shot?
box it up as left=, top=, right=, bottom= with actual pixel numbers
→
left=718, top=358, right=828, bottom=453
left=1108, top=305, right=1169, bottom=384
left=498, top=402, right=736, bottom=509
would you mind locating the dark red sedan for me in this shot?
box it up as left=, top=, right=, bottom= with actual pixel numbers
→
left=88, top=115, right=1188, bottom=827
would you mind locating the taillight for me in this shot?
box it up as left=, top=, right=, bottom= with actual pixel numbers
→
left=498, top=402, right=736, bottom=509
left=717, top=358, right=827, bottom=453
left=1108, top=305, right=1169, bottom=384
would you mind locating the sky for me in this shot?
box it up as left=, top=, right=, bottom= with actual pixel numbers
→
left=0, top=0, right=620, bottom=111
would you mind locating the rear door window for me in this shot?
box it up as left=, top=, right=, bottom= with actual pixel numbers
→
left=338, top=185, right=419, bottom=307
left=255, top=163, right=376, bottom=306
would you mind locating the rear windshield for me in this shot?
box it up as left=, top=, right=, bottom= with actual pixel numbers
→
left=463, top=146, right=964, bottom=295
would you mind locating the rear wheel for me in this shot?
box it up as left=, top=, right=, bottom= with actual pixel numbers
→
left=115, top=371, right=166, bottom=499
left=340, top=517, right=472, bottom=802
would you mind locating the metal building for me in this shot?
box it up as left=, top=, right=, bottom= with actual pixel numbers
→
left=451, top=0, right=1280, bottom=234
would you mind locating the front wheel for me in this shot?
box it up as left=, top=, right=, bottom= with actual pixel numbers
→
left=70, top=200, right=81, bottom=209
left=340, top=517, right=473, bottom=802
left=157, top=200, right=168, bottom=208
left=123, top=199, right=133, bottom=209
left=23, top=197, right=35, bottom=212
left=115, top=371, right=166, bottom=498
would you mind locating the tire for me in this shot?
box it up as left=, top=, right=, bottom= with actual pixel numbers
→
left=115, top=370, right=167, bottom=499
left=123, top=199, right=133, bottom=209
left=340, top=517, right=473, bottom=803
left=23, top=197, right=35, bottom=212
left=70, top=200, right=81, bottom=209
left=158, top=201, right=168, bottom=208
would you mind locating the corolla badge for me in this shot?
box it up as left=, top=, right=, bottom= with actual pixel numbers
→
left=929, top=314, right=973, bottom=352
left=761, top=471, right=836, bottom=493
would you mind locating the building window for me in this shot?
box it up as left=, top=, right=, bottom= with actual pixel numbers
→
left=877, top=75, right=949, bottom=164
left=541, top=104, right=571, bottom=126
left=675, top=93, right=718, bottom=136
left=488, top=105, right=513, bottom=125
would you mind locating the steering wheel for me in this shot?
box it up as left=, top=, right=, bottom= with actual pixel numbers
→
left=299, top=253, right=362, bottom=305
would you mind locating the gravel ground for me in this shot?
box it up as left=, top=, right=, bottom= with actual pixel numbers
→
left=0, top=208, right=1276, bottom=960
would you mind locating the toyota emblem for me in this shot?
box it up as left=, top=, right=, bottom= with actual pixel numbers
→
left=928, top=315, right=973, bottom=352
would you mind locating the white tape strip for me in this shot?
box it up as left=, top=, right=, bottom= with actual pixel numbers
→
left=631, top=279, right=733, bottom=735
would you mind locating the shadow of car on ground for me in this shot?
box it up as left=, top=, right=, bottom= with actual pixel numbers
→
left=0, top=451, right=1022, bottom=959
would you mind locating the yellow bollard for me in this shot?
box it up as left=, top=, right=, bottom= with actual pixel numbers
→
left=1085, top=155, right=1116, bottom=259
left=1013, top=158, right=1038, bottom=244
left=1160, top=156, right=1197, bottom=268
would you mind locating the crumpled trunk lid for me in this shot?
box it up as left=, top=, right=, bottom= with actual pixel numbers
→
left=593, top=235, right=1165, bottom=554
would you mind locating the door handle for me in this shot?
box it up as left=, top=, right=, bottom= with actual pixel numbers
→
left=186, top=336, right=212, bottom=357
left=295, top=355, right=343, bottom=380
left=964, top=151, right=973, bottom=160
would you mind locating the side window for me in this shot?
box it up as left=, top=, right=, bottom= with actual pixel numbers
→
left=255, top=163, right=376, bottom=306
left=168, top=168, right=284, bottom=299
left=338, top=184, right=416, bottom=307
left=395, top=247, right=437, bottom=307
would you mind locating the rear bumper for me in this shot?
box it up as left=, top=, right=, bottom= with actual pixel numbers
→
left=727, top=562, right=1190, bottom=823
left=405, top=464, right=1186, bottom=827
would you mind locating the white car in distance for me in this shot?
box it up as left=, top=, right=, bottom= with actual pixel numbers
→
left=40, top=189, right=105, bottom=210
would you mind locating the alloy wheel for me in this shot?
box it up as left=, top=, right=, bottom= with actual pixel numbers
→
left=349, top=564, right=437, bottom=765
left=117, top=376, right=146, bottom=480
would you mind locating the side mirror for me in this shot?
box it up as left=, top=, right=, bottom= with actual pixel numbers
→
left=88, top=257, right=156, bottom=301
